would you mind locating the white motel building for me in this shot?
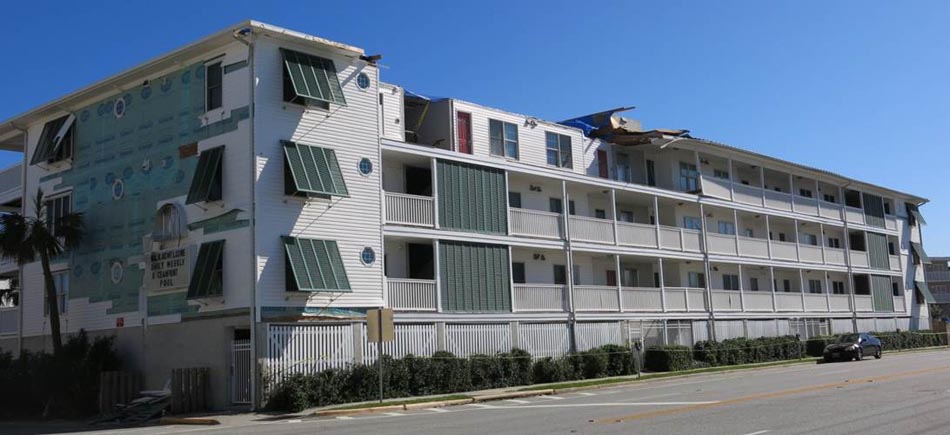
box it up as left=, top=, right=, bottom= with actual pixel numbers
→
left=0, top=21, right=935, bottom=408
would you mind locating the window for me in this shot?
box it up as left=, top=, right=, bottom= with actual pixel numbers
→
left=884, top=201, right=892, bottom=215
left=844, top=190, right=861, bottom=208
left=45, top=193, right=72, bottom=238
left=892, top=282, right=899, bottom=296
left=750, top=277, right=760, bottom=291
left=31, top=114, right=75, bottom=165
left=188, top=240, right=225, bottom=299
left=553, top=265, right=567, bottom=285
left=718, top=221, right=736, bottom=235
left=45, top=271, right=69, bottom=316
left=281, top=48, right=345, bottom=107
left=358, top=158, right=373, bottom=176
left=827, top=237, right=841, bottom=248
left=799, top=188, right=813, bottom=198
left=283, top=141, right=349, bottom=197
left=569, top=200, right=576, bottom=215
left=512, top=262, right=526, bottom=284
left=205, top=62, right=223, bottom=111
left=823, top=193, right=836, bottom=203
left=489, top=119, right=519, bottom=159
left=832, top=281, right=846, bottom=295
left=153, top=203, right=186, bottom=242
left=808, top=279, right=822, bottom=294
left=186, top=146, right=224, bottom=204
left=545, top=132, right=572, bottom=168
left=508, top=192, right=522, bottom=208
left=360, top=247, right=376, bottom=265
left=549, top=198, right=563, bottom=214
left=619, top=211, right=634, bottom=223
left=622, top=269, right=639, bottom=287
left=616, top=153, right=630, bottom=182
left=801, top=233, right=818, bottom=246
left=573, top=265, right=581, bottom=285
left=722, top=274, right=740, bottom=290
left=283, top=237, right=351, bottom=292
left=646, top=160, right=656, bottom=186
left=783, top=279, right=792, bottom=292
left=595, top=209, right=606, bottom=219
left=357, top=72, right=370, bottom=89
left=713, top=169, right=730, bottom=179
left=679, top=162, right=699, bottom=192
left=653, top=272, right=660, bottom=287
left=888, top=242, right=896, bottom=256
left=778, top=233, right=787, bottom=242
left=745, top=228, right=754, bottom=238
left=688, top=272, right=706, bottom=288
left=683, top=216, right=703, bottom=231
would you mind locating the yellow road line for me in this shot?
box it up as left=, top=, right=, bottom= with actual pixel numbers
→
left=598, top=365, right=950, bottom=424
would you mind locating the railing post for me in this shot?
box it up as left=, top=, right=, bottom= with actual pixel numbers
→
left=759, top=166, right=766, bottom=206
left=508, top=245, right=515, bottom=312
left=727, top=158, right=735, bottom=201
left=431, top=158, right=440, bottom=229
left=738, top=264, right=746, bottom=312
left=765, top=215, right=773, bottom=260
left=610, top=188, right=619, bottom=246
left=652, top=195, right=661, bottom=249
left=658, top=257, right=667, bottom=313
left=769, top=266, right=777, bottom=312
left=434, top=240, right=442, bottom=313
left=824, top=270, right=832, bottom=311
left=615, top=254, right=623, bottom=312
left=792, top=218, right=801, bottom=261
left=732, top=208, right=740, bottom=255
left=819, top=223, right=826, bottom=264
left=799, top=268, right=807, bottom=311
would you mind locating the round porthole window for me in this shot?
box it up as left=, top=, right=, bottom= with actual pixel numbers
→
left=358, top=158, right=373, bottom=176
left=360, top=247, right=376, bottom=266
left=357, top=72, right=370, bottom=89
left=110, top=261, right=124, bottom=284
left=114, top=96, right=127, bottom=118
left=112, top=179, right=125, bottom=200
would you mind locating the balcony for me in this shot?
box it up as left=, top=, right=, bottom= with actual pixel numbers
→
left=854, top=295, right=873, bottom=312
left=825, top=248, right=846, bottom=266
left=829, top=294, right=851, bottom=311
left=0, top=307, right=18, bottom=335
left=706, top=233, right=737, bottom=256
left=621, top=287, right=663, bottom=311
left=775, top=293, right=804, bottom=311
left=888, top=255, right=901, bottom=271
left=658, top=227, right=703, bottom=252
left=512, top=284, right=567, bottom=312
left=664, top=287, right=708, bottom=312
left=850, top=251, right=869, bottom=268
left=844, top=207, right=865, bottom=225
left=803, top=294, right=828, bottom=311
left=764, top=190, right=793, bottom=212
left=510, top=208, right=564, bottom=239
left=893, top=295, right=906, bottom=312
left=0, top=163, right=21, bottom=204
left=771, top=240, right=798, bottom=261
left=885, top=215, right=898, bottom=231
left=387, top=278, right=438, bottom=311
left=798, top=244, right=823, bottom=263
left=737, top=236, right=769, bottom=258
left=744, top=292, right=773, bottom=311
left=710, top=290, right=742, bottom=311
left=569, top=216, right=615, bottom=244
left=616, top=222, right=658, bottom=248
left=384, top=192, right=435, bottom=227
left=574, top=285, right=621, bottom=311
left=819, top=200, right=843, bottom=220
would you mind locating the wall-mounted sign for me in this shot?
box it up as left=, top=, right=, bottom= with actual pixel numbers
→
left=147, top=247, right=191, bottom=291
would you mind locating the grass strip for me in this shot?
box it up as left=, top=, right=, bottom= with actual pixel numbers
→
left=327, top=394, right=472, bottom=410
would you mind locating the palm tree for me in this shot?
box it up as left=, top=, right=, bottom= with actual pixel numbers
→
left=0, top=190, right=84, bottom=354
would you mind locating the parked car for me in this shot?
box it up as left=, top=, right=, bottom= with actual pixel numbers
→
left=823, top=333, right=882, bottom=362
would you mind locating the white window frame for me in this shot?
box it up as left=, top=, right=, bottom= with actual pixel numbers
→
left=545, top=132, right=572, bottom=169
left=683, top=216, right=703, bottom=231
left=718, top=221, right=736, bottom=235
left=489, top=119, right=519, bottom=159
left=44, top=271, right=69, bottom=317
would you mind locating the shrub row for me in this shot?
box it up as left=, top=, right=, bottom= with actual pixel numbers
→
left=805, top=330, right=945, bottom=356
left=0, top=331, right=120, bottom=419
left=267, top=344, right=639, bottom=412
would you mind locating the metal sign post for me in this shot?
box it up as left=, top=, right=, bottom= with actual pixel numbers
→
left=367, top=308, right=394, bottom=403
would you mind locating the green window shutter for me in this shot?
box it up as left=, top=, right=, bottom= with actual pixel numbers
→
left=870, top=275, right=894, bottom=312
left=911, top=242, right=930, bottom=264
left=436, top=159, right=507, bottom=234
left=866, top=232, right=890, bottom=270
left=30, top=114, right=75, bottom=165
left=282, top=236, right=351, bottom=292
left=906, top=203, right=926, bottom=226
left=915, top=281, right=936, bottom=303
left=186, top=146, right=224, bottom=204
left=280, top=48, right=346, bottom=105
left=187, top=240, right=225, bottom=299
left=862, top=193, right=885, bottom=228
left=283, top=141, right=349, bottom=197
left=438, top=240, right=510, bottom=312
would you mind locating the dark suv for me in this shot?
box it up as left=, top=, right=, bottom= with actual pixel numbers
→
left=822, top=333, right=882, bottom=362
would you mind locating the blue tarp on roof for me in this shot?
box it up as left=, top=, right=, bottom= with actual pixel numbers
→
left=559, top=107, right=634, bottom=136
left=405, top=89, right=447, bottom=102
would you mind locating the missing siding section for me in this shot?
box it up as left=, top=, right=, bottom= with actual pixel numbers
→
left=179, top=143, right=198, bottom=159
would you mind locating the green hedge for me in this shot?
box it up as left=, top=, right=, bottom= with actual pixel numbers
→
left=643, top=345, right=692, bottom=372
left=267, top=345, right=639, bottom=412
left=0, top=330, right=121, bottom=419
left=806, top=330, right=946, bottom=356
left=694, top=336, right=803, bottom=367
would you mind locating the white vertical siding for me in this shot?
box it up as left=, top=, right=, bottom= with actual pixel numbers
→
left=575, top=321, right=623, bottom=351
left=518, top=322, right=570, bottom=358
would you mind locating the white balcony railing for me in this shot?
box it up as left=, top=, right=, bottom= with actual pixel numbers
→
left=850, top=251, right=869, bottom=268
left=664, top=287, right=689, bottom=311
left=384, top=192, right=434, bottom=227
left=733, top=183, right=765, bottom=207
left=798, top=244, right=823, bottom=263
left=825, top=248, right=846, bottom=266
left=386, top=278, right=437, bottom=311
left=771, top=240, right=799, bottom=261
left=510, top=208, right=563, bottom=239
left=706, top=233, right=737, bottom=256
left=702, top=176, right=732, bottom=200
left=793, top=196, right=819, bottom=216
left=819, top=201, right=842, bottom=220
left=687, top=288, right=708, bottom=311
left=0, top=307, right=19, bottom=335
left=711, top=290, right=742, bottom=311
left=775, top=293, right=804, bottom=311
left=885, top=215, right=898, bottom=231
left=744, top=292, right=773, bottom=311
left=888, top=255, right=901, bottom=271
left=737, top=236, right=769, bottom=258
left=569, top=216, right=615, bottom=244
left=764, top=190, right=793, bottom=212
left=0, top=163, right=22, bottom=199
left=616, top=222, right=658, bottom=248
left=893, top=295, right=906, bottom=313
left=658, top=226, right=703, bottom=252
left=845, top=207, right=865, bottom=225
left=574, top=285, right=620, bottom=311
left=513, top=284, right=567, bottom=312
left=803, top=293, right=828, bottom=312
left=621, top=287, right=663, bottom=311
left=854, top=295, right=873, bottom=312
left=828, top=294, right=851, bottom=311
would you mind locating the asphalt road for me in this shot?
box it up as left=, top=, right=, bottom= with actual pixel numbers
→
left=35, top=348, right=950, bottom=435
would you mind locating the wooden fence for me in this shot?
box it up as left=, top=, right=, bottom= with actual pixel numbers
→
left=171, top=367, right=210, bottom=414
left=98, top=371, right=142, bottom=413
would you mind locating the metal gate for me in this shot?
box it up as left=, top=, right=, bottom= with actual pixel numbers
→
left=231, top=339, right=252, bottom=404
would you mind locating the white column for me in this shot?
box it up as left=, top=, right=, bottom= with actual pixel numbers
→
left=824, top=270, right=832, bottom=311
left=431, top=157, right=440, bottom=229
left=814, top=179, right=821, bottom=216
left=799, top=268, right=807, bottom=311
left=765, top=215, right=773, bottom=260
left=610, top=188, right=619, bottom=246
left=653, top=195, right=661, bottom=249
left=819, top=223, right=827, bottom=264
left=504, top=171, right=511, bottom=236
left=727, top=158, right=735, bottom=201
left=738, top=263, right=746, bottom=312
left=759, top=166, right=767, bottom=206
left=508, top=245, right=515, bottom=312
left=434, top=239, right=442, bottom=313
left=793, top=218, right=801, bottom=261
left=733, top=208, right=740, bottom=255
left=694, top=150, right=704, bottom=193
left=658, top=257, right=667, bottom=312
left=615, top=254, right=623, bottom=312
left=769, top=266, right=777, bottom=312
left=562, top=180, right=576, bottom=315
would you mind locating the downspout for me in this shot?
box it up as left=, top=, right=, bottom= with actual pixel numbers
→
left=233, top=26, right=258, bottom=410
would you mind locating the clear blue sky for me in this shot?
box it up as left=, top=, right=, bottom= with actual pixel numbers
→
left=2, top=1, right=949, bottom=252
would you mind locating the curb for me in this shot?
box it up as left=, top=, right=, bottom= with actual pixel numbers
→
left=158, top=417, right=221, bottom=426
left=472, top=389, right=553, bottom=402
left=314, top=398, right=475, bottom=417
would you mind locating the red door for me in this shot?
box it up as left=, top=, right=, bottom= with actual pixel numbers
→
left=606, top=270, right=617, bottom=287
left=457, top=112, right=472, bottom=154
left=597, top=150, right=609, bottom=178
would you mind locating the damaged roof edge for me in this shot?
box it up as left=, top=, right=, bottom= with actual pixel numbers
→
left=0, top=20, right=365, bottom=146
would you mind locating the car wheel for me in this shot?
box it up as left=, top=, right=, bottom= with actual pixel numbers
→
left=855, top=348, right=863, bottom=361
left=874, top=346, right=882, bottom=359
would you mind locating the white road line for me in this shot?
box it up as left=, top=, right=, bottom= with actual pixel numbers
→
left=427, top=407, right=450, bottom=413
left=335, top=416, right=354, bottom=420
left=284, top=419, right=303, bottom=423
left=382, top=412, right=405, bottom=417
left=538, top=395, right=564, bottom=400
left=464, top=401, right=719, bottom=410
left=743, top=430, right=771, bottom=435
left=505, top=399, right=532, bottom=404
left=468, top=403, right=498, bottom=409
left=575, top=392, right=596, bottom=396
